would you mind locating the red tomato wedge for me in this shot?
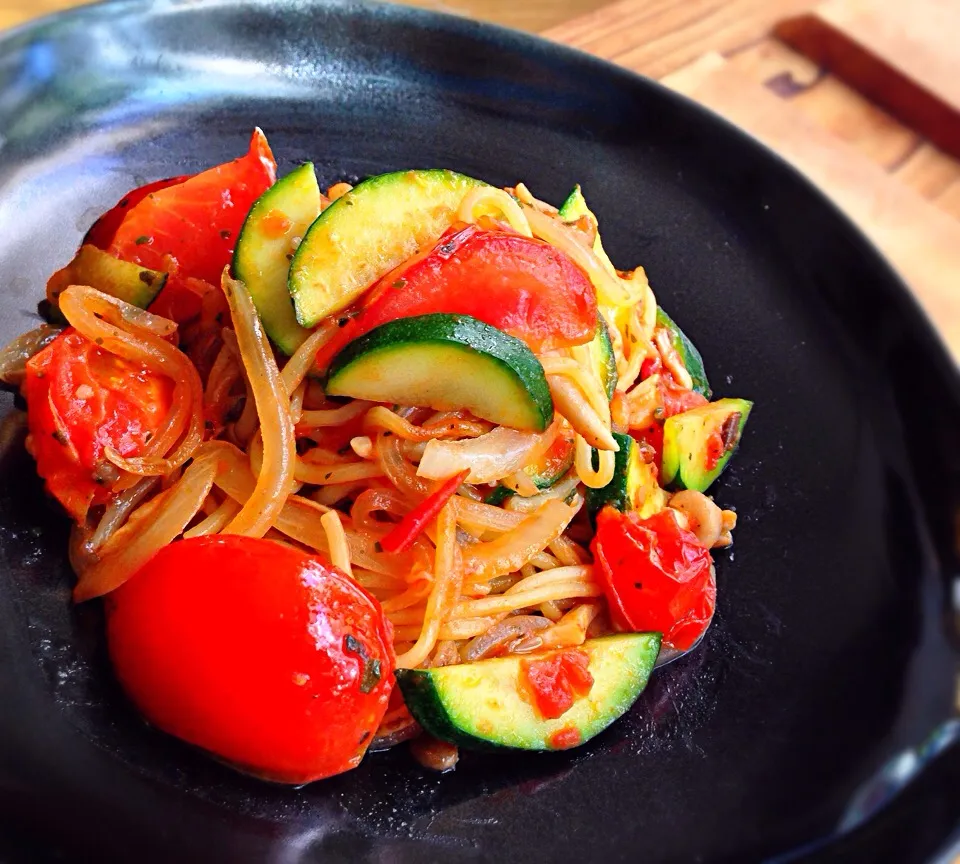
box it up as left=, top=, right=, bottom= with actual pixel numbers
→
left=109, top=128, right=276, bottom=313
left=106, top=535, right=395, bottom=785
left=82, top=176, right=191, bottom=251
left=23, top=329, right=173, bottom=521
left=591, top=507, right=715, bottom=651
left=520, top=649, right=594, bottom=720
left=659, top=371, right=709, bottom=419
left=316, top=222, right=597, bottom=368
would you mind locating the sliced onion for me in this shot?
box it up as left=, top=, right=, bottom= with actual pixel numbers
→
left=409, top=736, right=459, bottom=772
left=461, top=499, right=576, bottom=580
left=505, top=470, right=581, bottom=513
left=0, top=324, right=62, bottom=387
left=368, top=719, right=422, bottom=752
left=462, top=615, right=550, bottom=661
left=418, top=427, right=542, bottom=484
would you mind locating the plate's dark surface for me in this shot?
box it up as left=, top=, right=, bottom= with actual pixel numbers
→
left=0, top=1, right=959, bottom=862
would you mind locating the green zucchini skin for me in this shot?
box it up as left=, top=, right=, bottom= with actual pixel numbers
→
left=590, top=316, right=618, bottom=402
left=557, top=184, right=617, bottom=274
left=655, top=307, right=711, bottom=398
left=661, top=397, right=752, bottom=491
left=325, top=313, right=554, bottom=432
left=395, top=633, right=662, bottom=751
left=585, top=431, right=665, bottom=522
left=47, top=244, right=166, bottom=312
left=289, top=169, right=485, bottom=327
left=232, top=162, right=320, bottom=354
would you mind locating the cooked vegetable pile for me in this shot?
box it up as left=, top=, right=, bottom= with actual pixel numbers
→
left=0, top=129, right=751, bottom=781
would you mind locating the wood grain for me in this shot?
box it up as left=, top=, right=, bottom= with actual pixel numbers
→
left=661, top=52, right=960, bottom=357
left=777, top=0, right=960, bottom=158
left=544, top=0, right=815, bottom=80
left=725, top=38, right=960, bottom=221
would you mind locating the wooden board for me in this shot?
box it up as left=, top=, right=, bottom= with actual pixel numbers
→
left=543, top=0, right=960, bottom=360
left=660, top=53, right=960, bottom=354
left=777, top=0, right=960, bottom=158
left=544, top=0, right=815, bottom=80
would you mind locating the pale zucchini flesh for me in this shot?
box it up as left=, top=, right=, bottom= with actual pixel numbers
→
left=46, top=244, right=166, bottom=312
left=325, top=313, right=554, bottom=432
left=232, top=162, right=320, bottom=354
left=289, top=169, right=486, bottom=327
left=661, top=397, right=752, bottom=491
left=396, top=633, right=662, bottom=751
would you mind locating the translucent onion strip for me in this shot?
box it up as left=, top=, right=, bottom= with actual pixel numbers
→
left=206, top=442, right=412, bottom=577
left=418, top=427, right=543, bottom=484
left=183, top=496, right=241, bottom=539
left=220, top=273, right=296, bottom=537
left=396, top=500, right=461, bottom=669
left=504, top=469, right=581, bottom=513
left=461, top=499, right=575, bottom=581
left=280, top=320, right=338, bottom=395
left=89, top=476, right=159, bottom=550
left=73, top=450, right=218, bottom=601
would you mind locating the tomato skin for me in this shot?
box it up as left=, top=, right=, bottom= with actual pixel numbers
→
left=658, top=371, right=709, bottom=419
left=317, top=222, right=597, bottom=366
left=548, top=725, right=583, bottom=750
left=106, top=535, right=395, bottom=785
left=109, top=129, right=276, bottom=317
left=521, top=649, right=594, bottom=720
left=24, top=329, right=173, bottom=521
left=82, top=176, right=191, bottom=250
left=591, top=508, right=716, bottom=651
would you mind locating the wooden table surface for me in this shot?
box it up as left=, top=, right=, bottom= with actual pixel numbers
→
left=3, top=0, right=960, bottom=361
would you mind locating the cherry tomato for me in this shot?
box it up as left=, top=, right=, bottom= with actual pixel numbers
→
left=109, top=129, right=276, bottom=319
left=106, top=535, right=395, bottom=785
left=82, top=175, right=191, bottom=250
left=658, top=371, right=709, bottom=419
left=591, top=507, right=715, bottom=651
left=520, top=649, right=594, bottom=720
left=24, top=329, right=173, bottom=521
left=316, top=222, right=597, bottom=367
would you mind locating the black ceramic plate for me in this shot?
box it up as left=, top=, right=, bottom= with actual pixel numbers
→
left=1, top=1, right=959, bottom=861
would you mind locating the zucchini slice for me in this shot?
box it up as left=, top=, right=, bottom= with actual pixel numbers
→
left=232, top=162, right=321, bottom=354
left=661, top=397, right=752, bottom=492
left=325, top=313, right=554, bottom=432
left=46, top=244, right=166, bottom=312
left=655, top=307, right=711, bottom=398
left=586, top=431, right=665, bottom=521
left=589, top=315, right=618, bottom=401
left=289, top=169, right=485, bottom=327
left=558, top=184, right=616, bottom=276
left=395, top=633, right=661, bottom=751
